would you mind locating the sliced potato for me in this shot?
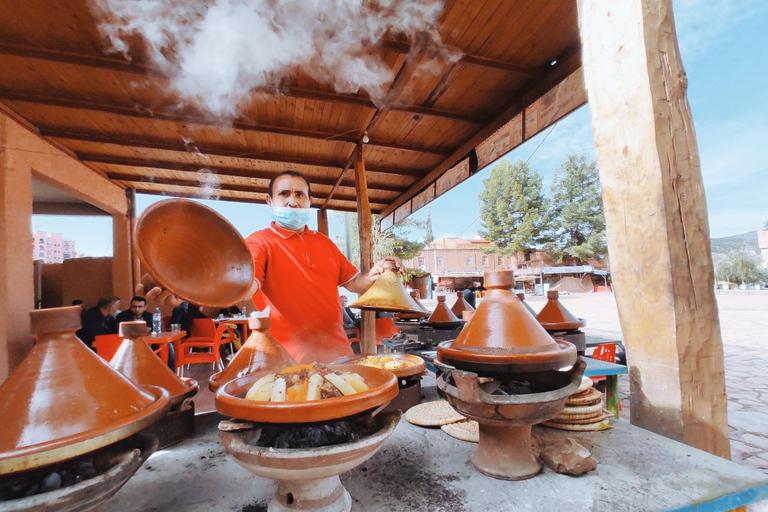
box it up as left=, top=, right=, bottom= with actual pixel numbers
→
left=306, top=372, right=324, bottom=401
left=244, top=374, right=276, bottom=401
left=341, top=372, right=369, bottom=393
left=324, top=372, right=358, bottom=396
left=270, top=377, right=287, bottom=402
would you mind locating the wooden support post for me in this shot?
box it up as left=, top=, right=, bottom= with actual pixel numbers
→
left=317, top=208, right=329, bottom=236
left=353, top=144, right=376, bottom=355
left=578, top=0, right=730, bottom=457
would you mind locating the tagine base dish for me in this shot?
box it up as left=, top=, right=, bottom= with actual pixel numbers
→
left=219, top=412, right=401, bottom=512
left=0, top=433, right=157, bottom=512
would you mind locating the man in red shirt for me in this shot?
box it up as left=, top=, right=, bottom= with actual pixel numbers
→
left=246, top=170, right=401, bottom=363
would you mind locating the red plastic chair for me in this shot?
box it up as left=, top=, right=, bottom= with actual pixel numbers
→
left=176, top=320, right=229, bottom=376
left=375, top=318, right=401, bottom=346
left=93, top=334, right=123, bottom=362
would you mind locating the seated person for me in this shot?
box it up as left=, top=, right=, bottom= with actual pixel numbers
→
left=170, top=301, right=207, bottom=337
left=115, top=296, right=152, bottom=328
left=116, top=296, right=175, bottom=370
left=76, top=296, right=120, bottom=350
left=217, top=305, right=242, bottom=317
left=340, top=295, right=360, bottom=328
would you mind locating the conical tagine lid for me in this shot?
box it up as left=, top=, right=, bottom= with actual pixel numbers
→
left=0, top=307, right=170, bottom=475
left=535, top=290, right=586, bottom=331
left=450, top=291, right=474, bottom=317
left=209, top=314, right=296, bottom=392
left=351, top=262, right=427, bottom=315
left=517, top=292, right=537, bottom=317
left=427, top=295, right=461, bottom=324
left=111, top=321, right=198, bottom=406
left=437, top=270, right=576, bottom=369
left=135, top=199, right=257, bottom=308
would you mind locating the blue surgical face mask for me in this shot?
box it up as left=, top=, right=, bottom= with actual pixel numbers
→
left=271, top=206, right=311, bottom=231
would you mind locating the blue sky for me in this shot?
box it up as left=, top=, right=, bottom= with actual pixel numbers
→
left=32, top=0, right=768, bottom=256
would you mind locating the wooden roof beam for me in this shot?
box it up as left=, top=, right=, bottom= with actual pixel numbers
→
left=79, top=154, right=406, bottom=193
left=0, top=92, right=450, bottom=155
left=0, top=44, right=488, bottom=124
left=109, top=174, right=393, bottom=205
left=133, top=188, right=383, bottom=214
left=379, top=40, right=546, bottom=78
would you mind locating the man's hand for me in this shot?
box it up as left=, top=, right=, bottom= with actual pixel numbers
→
left=136, top=273, right=183, bottom=309
left=366, top=255, right=405, bottom=280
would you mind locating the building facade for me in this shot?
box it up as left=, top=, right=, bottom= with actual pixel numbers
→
left=32, top=232, right=76, bottom=264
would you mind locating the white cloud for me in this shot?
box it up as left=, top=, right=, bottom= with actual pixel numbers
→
left=673, top=0, right=767, bottom=61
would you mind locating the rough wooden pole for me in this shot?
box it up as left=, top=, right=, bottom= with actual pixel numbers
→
left=317, top=208, right=329, bottom=236
left=353, top=144, right=376, bottom=354
left=578, top=0, right=730, bottom=457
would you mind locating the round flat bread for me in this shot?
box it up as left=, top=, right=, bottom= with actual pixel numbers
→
left=566, top=388, right=603, bottom=407
left=548, top=412, right=614, bottom=425
left=575, top=377, right=593, bottom=394
left=560, top=402, right=603, bottom=416
left=405, top=400, right=466, bottom=427
left=441, top=420, right=479, bottom=443
left=542, top=420, right=605, bottom=431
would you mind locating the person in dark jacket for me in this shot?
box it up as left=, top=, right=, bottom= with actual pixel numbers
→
left=115, top=296, right=153, bottom=328
left=170, top=302, right=207, bottom=337
left=76, top=296, right=120, bottom=350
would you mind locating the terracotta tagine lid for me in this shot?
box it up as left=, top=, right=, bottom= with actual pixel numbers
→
left=215, top=364, right=398, bottom=423
left=208, top=315, right=297, bottom=392
left=427, top=295, right=461, bottom=325
left=451, top=291, right=475, bottom=318
left=535, top=290, right=586, bottom=331
left=517, top=292, right=537, bottom=317
left=437, top=270, right=576, bottom=370
left=134, top=198, right=257, bottom=308
left=111, top=321, right=198, bottom=406
left=351, top=262, right=427, bottom=315
left=0, top=307, right=171, bottom=475
left=395, top=291, right=430, bottom=320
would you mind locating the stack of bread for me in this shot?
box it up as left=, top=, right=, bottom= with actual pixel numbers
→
left=404, top=400, right=479, bottom=443
left=543, top=378, right=614, bottom=431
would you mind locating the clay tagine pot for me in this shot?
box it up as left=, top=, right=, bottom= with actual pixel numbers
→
left=517, top=292, right=537, bottom=317
left=134, top=198, right=257, bottom=308
left=437, top=270, right=576, bottom=373
left=215, top=364, right=398, bottom=423
left=209, top=315, right=297, bottom=392
left=111, top=321, right=198, bottom=407
left=450, top=291, right=475, bottom=318
left=395, top=291, right=430, bottom=320
left=351, top=262, right=428, bottom=316
left=0, top=307, right=170, bottom=475
left=535, top=290, right=586, bottom=331
left=425, top=295, right=462, bottom=329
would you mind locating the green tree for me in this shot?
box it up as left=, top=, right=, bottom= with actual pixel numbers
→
left=712, top=246, right=768, bottom=285
left=547, top=154, right=607, bottom=263
left=336, top=214, right=427, bottom=268
left=424, top=207, right=434, bottom=246
left=477, top=159, right=549, bottom=256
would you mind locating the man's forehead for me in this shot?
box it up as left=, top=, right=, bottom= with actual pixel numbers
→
left=274, top=175, right=309, bottom=193
left=131, top=301, right=145, bottom=306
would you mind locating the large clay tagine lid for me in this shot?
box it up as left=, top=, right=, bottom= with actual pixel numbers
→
left=112, top=321, right=198, bottom=406
left=450, top=291, right=474, bottom=318
left=209, top=315, right=297, bottom=392
left=134, top=198, right=256, bottom=308
left=427, top=295, right=461, bottom=325
left=351, top=262, right=428, bottom=315
left=437, top=270, right=575, bottom=369
left=0, top=307, right=170, bottom=475
left=535, top=290, right=586, bottom=331
left=216, top=364, right=397, bottom=423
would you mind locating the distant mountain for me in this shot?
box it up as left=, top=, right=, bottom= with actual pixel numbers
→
left=710, top=231, right=759, bottom=254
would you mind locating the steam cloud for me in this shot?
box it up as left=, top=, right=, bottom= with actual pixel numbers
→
left=89, top=0, right=454, bottom=117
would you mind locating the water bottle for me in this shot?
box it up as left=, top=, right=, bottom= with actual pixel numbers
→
left=241, top=306, right=247, bottom=318
left=152, top=307, right=162, bottom=334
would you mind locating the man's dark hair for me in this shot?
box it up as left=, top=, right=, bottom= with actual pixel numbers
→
left=268, top=170, right=312, bottom=198
left=97, top=295, right=120, bottom=309
left=130, top=296, right=147, bottom=304
left=71, top=299, right=83, bottom=306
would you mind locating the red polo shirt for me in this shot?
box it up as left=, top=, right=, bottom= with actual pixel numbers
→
left=246, top=222, right=359, bottom=363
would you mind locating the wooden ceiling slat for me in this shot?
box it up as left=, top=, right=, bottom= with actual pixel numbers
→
left=83, top=154, right=407, bottom=193
left=0, top=92, right=450, bottom=155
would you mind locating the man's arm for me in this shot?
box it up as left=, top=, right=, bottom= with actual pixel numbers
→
left=343, top=255, right=404, bottom=294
